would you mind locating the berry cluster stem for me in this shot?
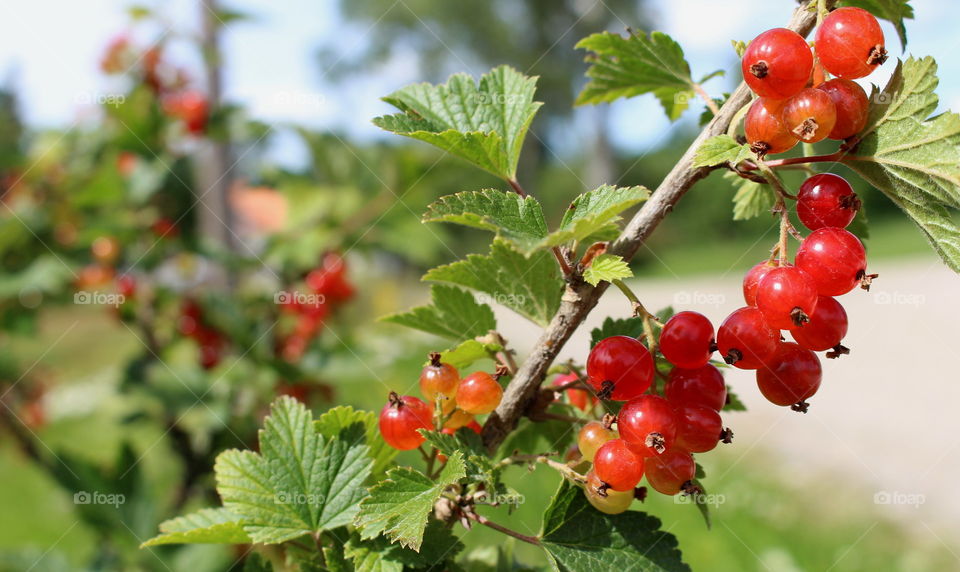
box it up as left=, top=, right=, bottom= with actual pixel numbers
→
left=463, top=511, right=541, bottom=545
left=612, top=279, right=661, bottom=354
left=497, top=453, right=587, bottom=485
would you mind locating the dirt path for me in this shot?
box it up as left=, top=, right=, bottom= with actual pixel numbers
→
left=495, top=256, right=960, bottom=534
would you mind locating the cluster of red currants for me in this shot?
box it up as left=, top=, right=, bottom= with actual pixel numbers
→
left=741, top=7, right=886, bottom=156
left=178, top=299, right=228, bottom=370
left=276, top=252, right=355, bottom=362
left=378, top=355, right=504, bottom=451
left=578, top=322, right=730, bottom=513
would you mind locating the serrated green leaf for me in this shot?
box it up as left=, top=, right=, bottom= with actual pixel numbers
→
left=590, top=316, right=646, bottom=348
left=354, top=452, right=466, bottom=551
left=346, top=523, right=463, bottom=572
left=382, top=284, right=497, bottom=342
left=424, top=239, right=562, bottom=326
left=724, top=171, right=775, bottom=221
left=839, top=0, right=913, bottom=47
left=541, top=185, right=649, bottom=248
left=315, top=406, right=397, bottom=480
left=141, top=508, right=250, bottom=547
left=432, top=339, right=501, bottom=371
left=373, top=66, right=541, bottom=179
left=214, top=397, right=372, bottom=544
left=540, top=481, right=690, bottom=571
left=582, top=254, right=633, bottom=286
left=693, top=135, right=753, bottom=168
left=576, top=30, right=696, bottom=121
left=423, top=190, right=548, bottom=253
left=723, top=386, right=746, bottom=412
left=420, top=429, right=497, bottom=485
left=843, top=57, right=960, bottom=271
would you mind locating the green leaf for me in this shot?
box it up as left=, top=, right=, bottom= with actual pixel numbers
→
left=723, top=386, right=746, bottom=412
left=420, top=429, right=497, bottom=485
left=590, top=316, right=645, bottom=348
left=382, top=284, right=497, bottom=342
left=576, top=30, right=696, bottom=120
left=724, top=171, right=775, bottom=221
left=423, top=190, right=548, bottom=254
left=214, top=397, right=373, bottom=544
left=424, top=239, right=562, bottom=326
left=141, top=508, right=250, bottom=547
left=843, top=57, right=960, bottom=271
left=432, top=339, right=502, bottom=371
left=354, top=452, right=466, bottom=551
left=582, top=254, right=633, bottom=286
left=540, top=481, right=690, bottom=571
left=693, top=135, right=753, bottom=168
left=373, top=66, right=542, bottom=179
left=346, top=523, right=463, bottom=572
left=839, top=0, right=913, bottom=47
left=731, top=40, right=748, bottom=58
left=315, top=406, right=397, bottom=480
left=495, top=408, right=579, bottom=459
left=541, top=185, right=649, bottom=248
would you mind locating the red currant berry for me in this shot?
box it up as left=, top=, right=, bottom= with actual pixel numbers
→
left=781, top=88, right=837, bottom=144
left=664, top=365, right=727, bottom=411
left=584, top=470, right=634, bottom=514
left=756, top=266, right=819, bottom=329
left=618, top=395, right=678, bottom=457
left=455, top=371, right=503, bottom=415
left=815, top=7, right=887, bottom=79
left=644, top=449, right=695, bottom=496
left=817, top=79, right=869, bottom=140
left=587, top=336, right=654, bottom=401
left=659, top=311, right=715, bottom=369
left=744, top=97, right=798, bottom=157
left=743, top=260, right=784, bottom=307
left=578, top=420, right=616, bottom=462
left=790, top=295, right=849, bottom=353
left=674, top=405, right=723, bottom=453
left=553, top=373, right=595, bottom=412
left=419, top=353, right=460, bottom=401
left=796, top=173, right=860, bottom=231
left=378, top=392, right=433, bottom=450
left=742, top=28, right=813, bottom=99
left=594, top=439, right=645, bottom=491
left=756, top=342, right=822, bottom=407
left=795, top=227, right=867, bottom=296
left=717, top=307, right=779, bottom=370
left=443, top=408, right=474, bottom=429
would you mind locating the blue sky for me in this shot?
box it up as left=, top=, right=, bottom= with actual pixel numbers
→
left=1, top=0, right=957, bottom=166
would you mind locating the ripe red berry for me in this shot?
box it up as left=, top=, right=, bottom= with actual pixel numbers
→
left=306, top=252, right=354, bottom=302
left=116, top=274, right=136, bottom=299
left=164, top=90, right=209, bottom=135
left=796, top=173, right=860, bottom=231
left=790, top=295, right=848, bottom=352
left=664, top=365, right=727, bottom=411
left=419, top=353, right=460, bottom=401
left=744, top=97, right=798, bottom=157
left=578, top=420, right=616, bottom=462
left=817, top=79, right=869, bottom=140
left=644, top=449, right=695, bottom=496
left=795, top=227, right=867, bottom=296
left=618, top=395, right=678, bottom=457
left=815, top=7, right=887, bottom=79
left=553, top=373, right=595, bottom=412
left=674, top=404, right=723, bottom=453
left=756, top=342, right=823, bottom=407
left=594, top=439, right=645, bottom=491
left=586, top=336, right=654, bottom=401
left=455, top=371, right=503, bottom=415
left=659, top=311, right=715, bottom=369
left=378, top=392, right=433, bottom=450
left=584, top=470, right=634, bottom=514
left=743, top=260, right=784, bottom=307
left=443, top=408, right=474, bottom=430
left=756, top=266, right=819, bottom=329
left=717, top=307, right=779, bottom=370
left=742, top=28, right=813, bottom=99
left=781, top=88, right=837, bottom=144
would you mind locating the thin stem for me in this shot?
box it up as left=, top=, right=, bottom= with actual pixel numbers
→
left=506, top=177, right=527, bottom=197
left=507, top=177, right=573, bottom=276
left=612, top=279, right=661, bottom=354
left=489, top=332, right=519, bottom=375
left=693, top=83, right=720, bottom=116
left=756, top=162, right=798, bottom=265
left=498, top=454, right=587, bottom=485
left=817, top=0, right=829, bottom=23
left=743, top=151, right=846, bottom=171
left=464, top=511, right=541, bottom=545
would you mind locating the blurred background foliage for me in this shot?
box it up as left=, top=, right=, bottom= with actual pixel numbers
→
left=0, top=0, right=944, bottom=570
